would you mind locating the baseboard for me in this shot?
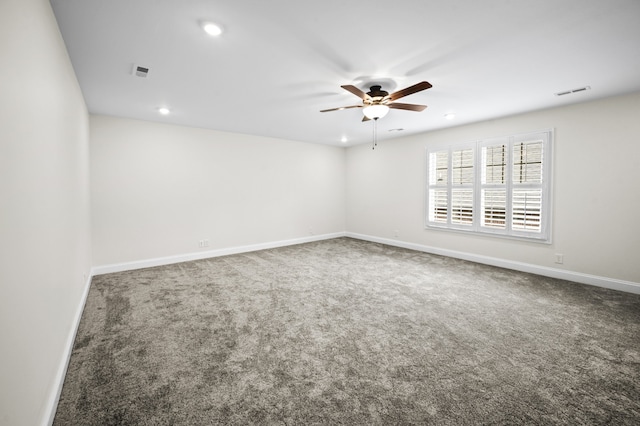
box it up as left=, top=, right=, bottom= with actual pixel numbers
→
left=346, top=232, right=640, bottom=295
left=44, top=272, right=93, bottom=426
left=92, top=232, right=347, bottom=276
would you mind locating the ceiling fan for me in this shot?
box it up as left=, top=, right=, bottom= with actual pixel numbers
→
left=321, top=81, right=432, bottom=121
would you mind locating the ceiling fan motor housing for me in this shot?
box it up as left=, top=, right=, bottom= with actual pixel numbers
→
left=366, top=85, right=389, bottom=104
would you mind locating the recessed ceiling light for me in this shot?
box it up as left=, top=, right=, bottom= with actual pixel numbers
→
left=202, top=22, right=223, bottom=36
left=444, top=113, right=456, bottom=120
left=340, top=136, right=348, bottom=143
left=158, top=107, right=170, bottom=115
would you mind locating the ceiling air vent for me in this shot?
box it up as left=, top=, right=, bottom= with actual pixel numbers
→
left=132, top=64, right=150, bottom=78
left=555, top=86, right=590, bottom=96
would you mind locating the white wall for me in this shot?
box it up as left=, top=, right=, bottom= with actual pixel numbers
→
left=90, top=115, right=346, bottom=266
left=0, top=0, right=92, bottom=425
left=346, top=92, right=640, bottom=285
left=0, top=3, right=636, bottom=423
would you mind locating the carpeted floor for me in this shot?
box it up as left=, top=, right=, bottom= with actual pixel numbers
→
left=54, top=237, right=640, bottom=425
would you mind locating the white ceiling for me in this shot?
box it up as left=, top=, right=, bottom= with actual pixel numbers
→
left=50, top=0, right=640, bottom=147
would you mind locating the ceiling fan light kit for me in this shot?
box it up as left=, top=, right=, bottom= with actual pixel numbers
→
left=363, top=104, right=389, bottom=120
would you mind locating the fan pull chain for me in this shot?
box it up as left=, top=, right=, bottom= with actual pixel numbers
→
left=372, top=118, right=379, bottom=150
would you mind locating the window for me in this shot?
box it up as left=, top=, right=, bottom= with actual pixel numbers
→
left=426, top=130, right=552, bottom=242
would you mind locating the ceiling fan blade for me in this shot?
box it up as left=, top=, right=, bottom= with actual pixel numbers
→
left=341, top=85, right=369, bottom=100
left=389, top=102, right=427, bottom=112
left=362, top=115, right=371, bottom=122
left=388, top=81, right=432, bottom=101
left=320, top=105, right=363, bottom=113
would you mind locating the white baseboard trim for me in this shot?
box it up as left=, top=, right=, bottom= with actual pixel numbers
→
left=44, top=272, right=93, bottom=426
left=346, top=232, right=640, bottom=295
left=92, top=232, right=347, bottom=276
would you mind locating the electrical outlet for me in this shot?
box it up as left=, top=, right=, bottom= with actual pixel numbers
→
left=393, top=230, right=399, bottom=238
left=554, top=253, right=564, bottom=264
left=198, top=239, right=210, bottom=248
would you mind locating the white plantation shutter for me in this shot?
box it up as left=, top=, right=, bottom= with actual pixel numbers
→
left=512, top=189, right=542, bottom=231
left=481, top=141, right=508, bottom=232
left=428, top=150, right=449, bottom=223
left=481, top=189, right=507, bottom=229
left=483, top=144, right=507, bottom=184
left=510, top=136, right=546, bottom=236
left=451, top=189, right=473, bottom=224
left=452, top=148, right=474, bottom=185
left=513, top=141, right=543, bottom=184
left=426, top=130, right=552, bottom=242
left=451, top=148, right=474, bottom=226
left=427, top=146, right=474, bottom=228
left=429, top=150, right=448, bottom=184
left=429, top=189, right=448, bottom=223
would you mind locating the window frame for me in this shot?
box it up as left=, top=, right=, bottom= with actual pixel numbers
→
left=425, top=130, right=553, bottom=243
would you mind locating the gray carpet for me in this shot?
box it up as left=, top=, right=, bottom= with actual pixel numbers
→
left=54, top=237, right=640, bottom=425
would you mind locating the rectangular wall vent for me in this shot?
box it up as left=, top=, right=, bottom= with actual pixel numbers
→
left=555, top=86, right=590, bottom=96
left=132, top=64, right=150, bottom=78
